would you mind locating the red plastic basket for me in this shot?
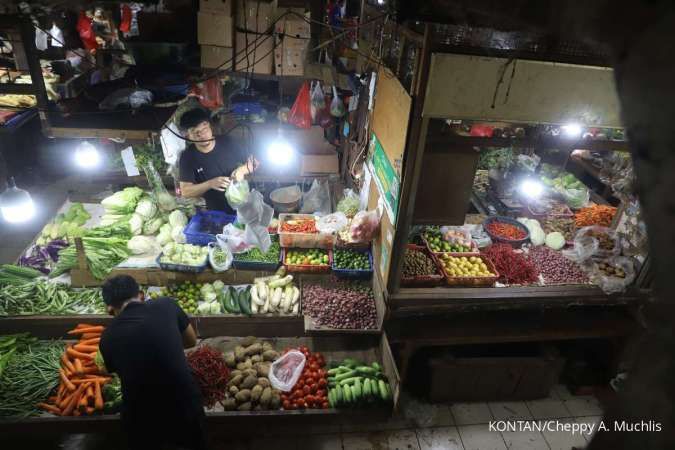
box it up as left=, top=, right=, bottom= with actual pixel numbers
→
left=400, top=244, right=444, bottom=287
left=435, top=253, right=500, bottom=287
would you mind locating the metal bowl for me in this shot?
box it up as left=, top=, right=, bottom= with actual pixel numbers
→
left=270, top=187, right=301, bottom=213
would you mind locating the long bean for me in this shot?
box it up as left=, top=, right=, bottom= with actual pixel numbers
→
left=0, top=280, right=104, bottom=316
left=0, top=341, right=64, bottom=418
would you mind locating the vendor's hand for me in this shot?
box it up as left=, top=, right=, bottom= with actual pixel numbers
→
left=208, top=176, right=231, bottom=191
left=246, top=156, right=260, bottom=173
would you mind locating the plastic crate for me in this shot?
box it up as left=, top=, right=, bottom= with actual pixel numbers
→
left=184, top=210, right=236, bottom=246
left=332, top=248, right=373, bottom=279
left=436, top=253, right=500, bottom=287
left=156, top=254, right=208, bottom=273
left=232, top=250, right=282, bottom=271
left=278, top=213, right=335, bottom=249
left=400, top=244, right=444, bottom=287
left=282, top=248, right=333, bottom=273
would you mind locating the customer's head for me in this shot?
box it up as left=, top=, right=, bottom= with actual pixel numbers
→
left=179, top=108, right=213, bottom=148
left=102, top=275, right=141, bottom=315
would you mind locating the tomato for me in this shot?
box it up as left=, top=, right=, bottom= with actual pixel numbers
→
left=318, top=378, right=328, bottom=388
left=296, top=379, right=304, bottom=389
left=321, top=401, right=329, bottom=409
left=316, top=389, right=326, bottom=398
left=303, top=385, right=311, bottom=395
left=293, top=389, right=304, bottom=399
left=286, top=402, right=296, bottom=410
left=314, top=352, right=324, bottom=361
left=283, top=400, right=292, bottom=410
left=295, top=400, right=306, bottom=409
left=317, top=369, right=327, bottom=378
left=304, top=377, right=314, bottom=386
left=309, top=362, right=320, bottom=371
left=305, top=394, right=315, bottom=405
left=299, top=346, right=309, bottom=354
left=310, top=383, right=319, bottom=394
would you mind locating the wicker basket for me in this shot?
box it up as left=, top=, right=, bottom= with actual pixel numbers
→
left=436, top=253, right=500, bottom=287
left=421, top=235, right=480, bottom=257
left=282, top=248, right=333, bottom=273
left=400, top=244, right=444, bottom=287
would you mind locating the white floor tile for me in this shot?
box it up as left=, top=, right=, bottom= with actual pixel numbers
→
left=458, top=425, right=508, bottom=450
left=387, top=429, right=422, bottom=450
left=551, top=384, right=574, bottom=400
left=451, top=402, right=493, bottom=425
left=541, top=419, right=588, bottom=450
left=342, top=431, right=420, bottom=450
left=563, top=396, right=603, bottom=417
left=416, top=427, right=464, bottom=450
left=296, top=434, right=343, bottom=450
left=489, top=402, right=533, bottom=421
left=526, top=399, right=572, bottom=419
left=575, top=416, right=603, bottom=443
left=400, top=393, right=454, bottom=427
left=501, top=430, right=550, bottom=450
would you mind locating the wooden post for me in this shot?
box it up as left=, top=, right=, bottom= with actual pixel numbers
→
left=74, top=237, right=88, bottom=271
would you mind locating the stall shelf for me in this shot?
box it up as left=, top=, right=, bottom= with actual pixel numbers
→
left=0, top=334, right=400, bottom=435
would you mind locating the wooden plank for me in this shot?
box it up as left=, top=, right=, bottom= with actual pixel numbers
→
left=425, top=135, right=630, bottom=153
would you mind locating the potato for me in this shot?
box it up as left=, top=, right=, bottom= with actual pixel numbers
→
left=244, top=343, right=263, bottom=356
left=230, top=370, right=242, bottom=379
left=222, top=398, right=237, bottom=411
left=223, top=352, right=236, bottom=368
left=262, top=342, right=273, bottom=352
left=262, top=350, right=279, bottom=362
left=255, top=362, right=270, bottom=377
left=257, top=377, right=271, bottom=388
left=234, top=346, right=246, bottom=362
left=241, top=336, right=257, bottom=347
left=251, top=385, right=263, bottom=402
left=236, top=360, right=252, bottom=371
left=235, top=389, right=251, bottom=403
left=227, top=374, right=243, bottom=387
left=270, top=391, right=281, bottom=409
left=237, top=402, right=252, bottom=411
left=253, top=404, right=263, bottom=411
left=229, top=385, right=239, bottom=395
left=260, top=387, right=272, bottom=406
left=243, top=368, right=258, bottom=378
left=241, top=375, right=258, bottom=390
left=250, top=354, right=262, bottom=364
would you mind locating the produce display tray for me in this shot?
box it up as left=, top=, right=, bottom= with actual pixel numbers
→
left=282, top=248, right=333, bottom=274
left=184, top=210, right=236, bottom=246
left=156, top=254, right=208, bottom=273
left=436, top=253, right=500, bottom=287
left=332, top=248, right=373, bottom=280
left=400, top=244, right=444, bottom=287
left=483, top=216, right=530, bottom=248
left=231, top=257, right=281, bottom=272
left=278, top=213, right=335, bottom=249
left=527, top=202, right=574, bottom=218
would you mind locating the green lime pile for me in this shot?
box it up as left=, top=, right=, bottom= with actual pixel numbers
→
left=234, top=239, right=280, bottom=263
left=333, top=249, right=371, bottom=271
left=424, top=230, right=472, bottom=253
left=285, top=249, right=329, bottom=266
left=149, top=281, right=201, bottom=314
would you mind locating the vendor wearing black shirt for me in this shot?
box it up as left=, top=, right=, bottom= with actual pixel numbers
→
left=99, top=275, right=206, bottom=450
left=178, top=108, right=259, bottom=214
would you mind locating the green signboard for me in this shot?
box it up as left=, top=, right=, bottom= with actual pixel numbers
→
left=368, top=133, right=400, bottom=224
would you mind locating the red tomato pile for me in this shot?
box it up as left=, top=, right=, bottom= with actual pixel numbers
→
left=280, top=346, right=329, bottom=410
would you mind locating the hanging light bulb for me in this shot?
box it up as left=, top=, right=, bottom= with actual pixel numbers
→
left=0, top=177, right=35, bottom=223
left=266, top=130, right=294, bottom=166
left=75, top=141, right=101, bottom=169
left=561, top=123, right=582, bottom=139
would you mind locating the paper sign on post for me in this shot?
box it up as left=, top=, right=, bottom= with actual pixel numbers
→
left=121, top=147, right=140, bottom=176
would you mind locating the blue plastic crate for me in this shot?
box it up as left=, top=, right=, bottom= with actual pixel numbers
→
left=331, top=248, right=373, bottom=279
left=184, top=210, right=236, bottom=246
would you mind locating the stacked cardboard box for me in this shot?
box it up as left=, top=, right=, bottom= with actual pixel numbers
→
left=234, top=0, right=275, bottom=74
left=274, top=14, right=310, bottom=76
left=198, top=0, right=234, bottom=69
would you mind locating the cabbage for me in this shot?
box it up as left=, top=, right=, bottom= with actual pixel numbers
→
left=168, top=210, right=188, bottom=228
left=143, top=216, right=164, bottom=235
left=209, top=302, right=221, bottom=314
left=530, top=226, right=546, bottom=246
left=135, top=197, right=158, bottom=219
left=129, top=213, right=144, bottom=236
left=157, top=192, right=178, bottom=212
left=203, top=292, right=217, bottom=303
left=163, top=242, right=177, bottom=256
left=171, top=225, right=186, bottom=244
left=157, top=231, right=172, bottom=246
left=213, top=280, right=225, bottom=291
left=201, top=283, right=215, bottom=297
left=545, top=232, right=565, bottom=250
left=127, top=236, right=157, bottom=255
left=101, top=187, right=144, bottom=214
left=159, top=223, right=172, bottom=235
left=197, top=302, right=212, bottom=315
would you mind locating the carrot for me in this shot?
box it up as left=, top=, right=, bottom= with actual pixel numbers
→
left=37, top=403, right=61, bottom=415
left=75, top=323, right=97, bottom=329
left=81, top=332, right=101, bottom=340
left=56, top=384, right=65, bottom=404
left=79, top=338, right=101, bottom=346
left=74, top=358, right=84, bottom=375
left=73, top=409, right=81, bottom=417
left=94, top=381, right=104, bottom=410
left=59, top=368, right=76, bottom=392
left=78, top=393, right=88, bottom=412
left=62, top=384, right=86, bottom=416
left=59, top=390, right=73, bottom=409
left=67, top=326, right=104, bottom=335
left=74, top=344, right=99, bottom=353
left=81, top=366, right=100, bottom=375
left=67, top=347, right=95, bottom=360
left=72, top=377, right=109, bottom=384
left=86, top=406, right=95, bottom=415
left=86, top=385, right=94, bottom=402
left=61, top=354, right=76, bottom=374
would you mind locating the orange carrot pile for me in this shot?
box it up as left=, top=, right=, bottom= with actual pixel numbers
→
left=38, top=323, right=110, bottom=417
left=574, top=204, right=617, bottom=227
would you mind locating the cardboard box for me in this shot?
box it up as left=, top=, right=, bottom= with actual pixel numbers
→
left=275, top=16, right=310, bottom=39
left=199, top=0, right=232, bottom=14
left=201, top=45, right=233, bottom=69
left=301, top=154, right=339, bottom=175
left=236, top=0, right=274, bottom=32
left=198, top=12, right=233, bottom=47
left=274, top=36, right=307, bottom=76
left=235, top=31, right=273, bottom=74
left=273, top=6, right=306, bottom=21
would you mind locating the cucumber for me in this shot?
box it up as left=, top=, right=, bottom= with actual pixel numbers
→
left=221, top=289, right=235, bottom=313
left=328, top=389, right=336, bottom=408
left=338, top=376, right=361, bottom=386
left=378, top=380, right=390, bottom=400
left=342, top=358, right=361, bottom=369
left=343, top=384, right=352, bottom=403
left=363, top=378, right=372, bottom=397
left=356, top=366, right=378, bottom=376
left=334, top=370, right=356, bottom=382
left=238, top=290, right=252, bottom=315
left=371, top=362, right=382, bottom=372
left=353, top=378, right=362, bottom=399
left=336, top=385, right=344, bottom=404
left=327, top=366, right=351, bottom=376
left=229, top=288, right=241, bottom=313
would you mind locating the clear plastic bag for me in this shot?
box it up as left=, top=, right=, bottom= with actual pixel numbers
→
left=316, top=212, right=349, bottom=234
left=349, top=209, right=381, bottom=243
left=225, top=179, right=251, bottom=211
left=336, top=188, right=360, bottom=218
left=143, top=161, right=177, bottom=212
left=330, top=86, right=345, bottom=117
left=216, top=224, right=253, bottom=254
left=591, top=256, right=636, bottom=294
left=310, top=81, right=325, bottom=122
left=559, top=187, right=590, bottom=210
left=208, top=241, right=233, bottom=272
left=300, top=179, right=331, bottom=214
left=439, top=226, right=474, bottom=247
left=268, top=350, right=306, bottom=392
left=576, top=226, right=620, bottom=258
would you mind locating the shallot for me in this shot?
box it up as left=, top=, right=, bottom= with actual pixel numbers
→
left=302, top=278, right=377, bottom=329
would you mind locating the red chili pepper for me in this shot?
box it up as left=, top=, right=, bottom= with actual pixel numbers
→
left=486, top=222, right=527, bottom=240
left=481, top=244, right=538, bottom=285
left=187, top=345, right=231, bottom=409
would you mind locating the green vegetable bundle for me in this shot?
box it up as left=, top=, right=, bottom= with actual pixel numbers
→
left=103, top=375, right=123, bottom=413
left=0, top=333, right=38, bottom=378
left=50, top=237, right=131, bottom=280
left=327, top=358, right=391, bottom=408
left=233, top=239, right=280, bottom=263
left=477, top=148, right=514, bottom=171
left=0, top=264, right=43, bottom=285
left=0, top=341, right=64, bottom=418
left=0, top=280, right=104, bottom=316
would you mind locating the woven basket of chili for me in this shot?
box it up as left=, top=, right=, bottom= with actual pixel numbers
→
left=481, top=244, right=539, bottom=285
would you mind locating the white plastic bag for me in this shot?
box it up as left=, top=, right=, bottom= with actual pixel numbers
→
left=330, top=86, right=345, bottom=117
left=336, top=188, right=360, bottom=217
left=268, top=350, right=306, bottom=392
left=316, top=212, right=349, bottom=234
left=310, top=81, right=326, bottom=122
left=300, top=179, right=331, bottom=214
left=349, top=209, right=381, bottom=243
left=225, top=180, right=251, bottom=211
left=439, top=226, right=474, bottom=247
left=208, top=241, right=233, bottom=272
left=591, top=256, right=636, bottom=294
left=575, top=226, right=620, bottom=258
left=216, top=224, right=253, bottom=254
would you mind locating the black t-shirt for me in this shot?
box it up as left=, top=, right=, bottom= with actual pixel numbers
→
left=179, top=136, right=247, bottom=214
left=99, top=298, right=203, bottom=426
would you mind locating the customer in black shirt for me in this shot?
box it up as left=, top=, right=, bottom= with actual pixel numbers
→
left=99, top=275, right=206, bottom=450
left=178, top=108, right=259, bottom=214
